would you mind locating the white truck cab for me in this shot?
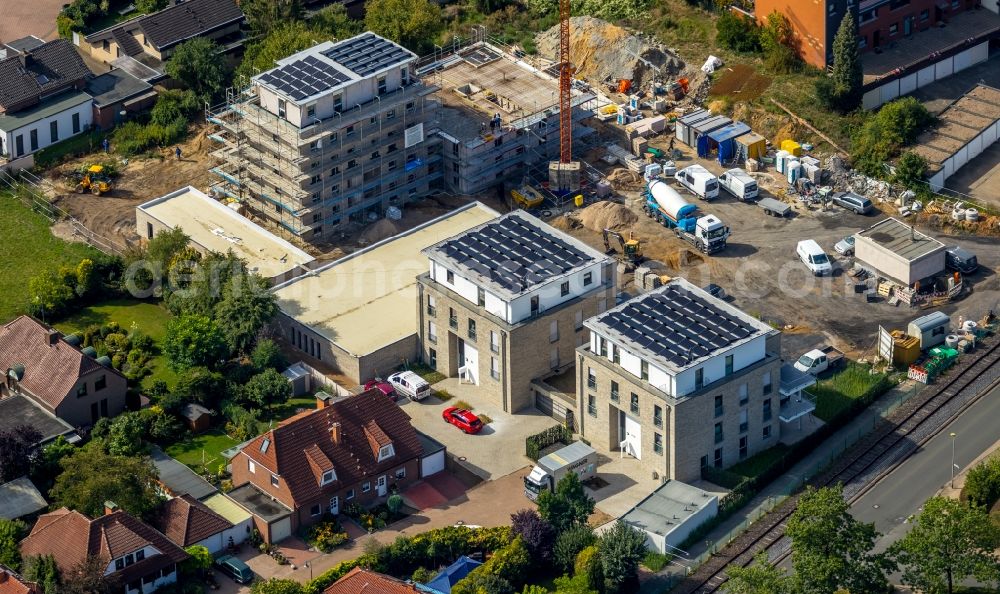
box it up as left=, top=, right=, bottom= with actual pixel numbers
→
left=675, top=164, right=719, bottom=200
left=387, top=371, right=430, bottom=401
left=718, top=169, right=759, bottom=201
left=797, top=239, right=833, bottom=276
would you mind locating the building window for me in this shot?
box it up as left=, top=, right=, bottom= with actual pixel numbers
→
left=889, top=23, right=898, bottom=35
left=386, top=109, right=396, bottom=120
left=763, top=372, right=772, bottom=395
left=714, top=447, right=723, bottom=468
left=427, top=294, right=436, bottom=316
left=714, top=422, right=723, bottom=444
left=271, top=475, right=279, bottom=487
left=763, top=399, right=772, bottom=422
left=919, top=9, right=929, bottom=21
left=362, top=481, right=371, bottom=493
left=429, top=348, right=437, bottom=367
left=575, top=311, right=583, bottom=331
left=739, top=436, right=748, bottom=460
left=310, top=504, right=322, bottom=516
left=490, top=357, right=500, bottom=380
left=334, top=94, right=343, bottom=112
left=72, top=113, right=80, bottom=135
left=630, top=393, right=639, bottom=415
left=377, top=76, right=387, bottom=94
left=739, top=383, right=748, bottom=406
left=560, top=281, right=569, bottom=296
left=396, top=468, right=406, bottom=479
left=307, top=104, right=316, bottom=118
left=739, top=409, right=748, bottom=434
left=763, top=424, right=772, bottom=440
left=321, top=470, right=335, bottom=485
left=583, top=271, right=592, bottom=286
left=550, top=320, right=559, bottom=342
left=449, top=308, right=457, bottom=329
left=248, top=460, right=256, bottom=474
left=599, top=337, right=608, bottom=358
left=468, top=319, right=477, bottom=341
left=490, top=331, right=499, bottom=354
left=446, top=269, right=454, bottom=284
left=695, top=368, right=704, bottom=389
left=346, top=489, right=355, bottom=500
left=30, top=130, right=38, bottom=152
left=278, top=99, right=286, bottom=118
left=378, top=444, right=395, bottom=462
left=612, top=345, right=620, bottom=365
left=640, top=360, right=649, bottom=381
left=725, top=355, right=734, bottom=376
left=77, top=383, right=87, bottom=398
left=714, top=395, right=724, bottom=418
left=50, top=121, right=59, bottom=143
left=428, top=321, right=437, bottom=344
left=611, top=380, right=619, bottom=402
left=587, top=367, right=596, bottom=389
left=858, top=36, right=867, bottom=49
left=654, top=433, right=663, bottom=455
left=477, top=287, right=486, bottom=306
left=654, top=405, right=662, bottom=428
left=588, top=394, right=596, bottom=417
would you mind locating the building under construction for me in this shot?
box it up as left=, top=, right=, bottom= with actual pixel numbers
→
left=207, top=32, right=441, bottom=241
left=421, top=40, right=598, bottom=196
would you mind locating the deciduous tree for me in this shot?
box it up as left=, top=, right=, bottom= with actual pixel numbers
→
left=597, top=521, right=646, bottom=594
left=240, top=369, right=292, bottom=411
left=0, top=519, right=27, bottom=570
left=215, top=273, right=278, bottom=355
left=21, top=555, right=59, bottom=594
left=537, top=473, right=595, bottom=533
left=553, top=524, right=596, bottom=573
left=363, top=0, right=442, bottom=54
left=51, top=444, right=163, bottom=520
left=252, top=338, right=287, bottom=372
left=241, top=0, right=304, bottom=35
left=0, top=424, right=42, bottom=482
left=725, top=552, right=793, bottom=594
left=165, top=314, right=229, bottom=370
left=511, top=509, right=555, bottom=564
left=103, top=412, right=148, bottom=456
left=165, top=38, right=229, bottom=101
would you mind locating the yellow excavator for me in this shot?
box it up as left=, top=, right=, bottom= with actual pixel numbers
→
left=602, top=229, right=643, bottom=269
left=72, top=165, right=113, bottom=196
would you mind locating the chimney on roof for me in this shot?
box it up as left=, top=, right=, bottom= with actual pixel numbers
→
left=104, top=501, right=119, bottom=516
left=329, top=423, right=341, bottom=445
left=46, top=329, right=60, bottom=345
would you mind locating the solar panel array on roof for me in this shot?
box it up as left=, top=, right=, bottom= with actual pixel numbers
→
left=439, top=215, right=594, bottom=293
left=258, top=55, right=350, bottom=100
left=322, top=33, right=412, bottom=77
left=599, top=284, right=756, bottom=368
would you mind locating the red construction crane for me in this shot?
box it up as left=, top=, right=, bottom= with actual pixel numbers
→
left=558, top=0, right=572, bottom=164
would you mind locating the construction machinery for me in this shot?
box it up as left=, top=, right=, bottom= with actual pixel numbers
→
left=643, top=179, right=730, bottom=254
left=511, top=184, right=545, bottom=209
left=602, top=229, right=643, bottom=268
left=71, top=165, right=113, bottom=196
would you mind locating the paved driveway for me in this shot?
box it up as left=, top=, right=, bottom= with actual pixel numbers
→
left=399, top=378, right=561, bottom=479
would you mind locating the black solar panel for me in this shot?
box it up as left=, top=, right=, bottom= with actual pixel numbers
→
left=437, top=214, right=594, bottom=293
left=259, top=57, right=351, bottom=100
left=322, top=32, right=413, bottom=77
left=597, top=285, right=757, bottom=368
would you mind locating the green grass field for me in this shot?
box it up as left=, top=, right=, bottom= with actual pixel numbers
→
left=808, top=362, right=890, bottom=423
left=166, top=430, right=240, bottom=474
left=55, top=298, right=177, bottom=390
left=0, top=193, right=100, bottom=323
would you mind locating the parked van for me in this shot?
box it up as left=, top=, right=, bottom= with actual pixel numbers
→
left=718, top=168, right=759, bottom=201
left=945, top=246, right=978, bottom=275
left=797, top=239, right=833, bottom=276
left=674, top=164, right=719, bottom=200
left=831, top=191, right=873, bottom=215
left=216, top=555, right=254, bottom=584
left=388, top=371, right=431, bottom=401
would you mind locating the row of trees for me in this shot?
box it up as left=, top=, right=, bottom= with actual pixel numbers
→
left=726, top=485, right=1000, bottom=594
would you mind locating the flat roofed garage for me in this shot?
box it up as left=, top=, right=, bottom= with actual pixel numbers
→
left=854, top=217, right=947, bottom=286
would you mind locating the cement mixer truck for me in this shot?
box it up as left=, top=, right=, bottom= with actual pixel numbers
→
left=643, top=179, right=730, bottom=254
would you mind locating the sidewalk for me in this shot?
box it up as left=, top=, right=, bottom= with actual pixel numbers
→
left=640, top=381, right=922, bottom=592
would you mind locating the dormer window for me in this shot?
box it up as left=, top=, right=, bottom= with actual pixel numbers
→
left=321, top=469, right=336, bottom=485
left=260, top=438, right=270, bottom=454
left=378, top=444, right=395, bottom=462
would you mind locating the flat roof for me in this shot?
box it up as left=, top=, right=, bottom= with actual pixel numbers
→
left=856, top=218, right=946, bottom=261
left=273, top=202, right=498, bottom=357
left=585, top=278, right=773, bottom=374
left=621, top=480, right=717, bottom=537
left=85, top=69, right=153, bottom=108
left=202, top=492, right=252, bottom=525
left=0, top=394, right=75, bottom=443
left=424, top=210, right=609, bottom=298
left=0, top=91, right=91, bottom=132
left=912, top=84, right=1000, bottom=172
left=0, top=477, right=47, bottom=519
left=150, top=446, right=218, bottom=500
left=137, top=186, right=314, bottom=279
left=227, top=483, right=291, bottom=523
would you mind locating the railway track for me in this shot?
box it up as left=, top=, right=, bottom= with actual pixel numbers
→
left=674, top=333, right=1000, bottom=594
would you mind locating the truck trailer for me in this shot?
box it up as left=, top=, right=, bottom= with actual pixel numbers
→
left=523, top=442, right=598, bottom=501
left=643, top=179, right=731, bottom=254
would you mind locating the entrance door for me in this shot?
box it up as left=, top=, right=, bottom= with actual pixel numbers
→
left=329, top=496, right=339, bottom=515
left=376, top=476, right=387, bottom=496
left=90, top=402, right=99, bottom=423
left=619, top=411, right=642, bottom=460
left=904, top=16, right=913, bottom=36
left=873, top=29, right=881, bottom=49
left=461, top=342, right=479, bottom=385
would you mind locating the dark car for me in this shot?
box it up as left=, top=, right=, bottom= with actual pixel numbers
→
left=364, top=378, right=397, bottom=399
left=215, top=555, right=254, bottom=584
left=945, top=246, right=978, bottom=275
left=442, top=407, right=483, bottom=434
left=831, top=191, right=873, bottom=215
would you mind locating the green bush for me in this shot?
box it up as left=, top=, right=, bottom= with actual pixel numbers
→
left=525, top=425, right=572, bottom=461
left=306, top=517, right=349, bottom=553
left=964, top=454, right=1000, bottom=509
left=452, top=537, right=531, bottom=594
left=852, top=97, right=934, bottom=176
left=716, top=11, right=761, bottom=53
left=642, top=550, right=670, bottom=572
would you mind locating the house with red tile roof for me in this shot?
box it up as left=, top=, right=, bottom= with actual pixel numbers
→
left=0, top=565, right=39, bottom=594
left=151, top=494, right=250, bottom=555
left=19, top=506, right=187, bottom=594
left=0, top=316, right=127, bottom=428
left=229, top=390, right=426, bottom=543
left=323, top=567, right=422, bottom=594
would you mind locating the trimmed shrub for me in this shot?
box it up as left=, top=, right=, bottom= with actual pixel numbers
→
left=525, top=425, right=572, bottom=461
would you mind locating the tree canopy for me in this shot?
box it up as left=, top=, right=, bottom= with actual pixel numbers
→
left=724, top=552, right=793, bottom=594
left=597, top=521, right=646, bottom=594
left=537, top=473, right=595, bottom=534
left=828, top=12, right=862, bottom=111
left=165, top=38, right=229, bottom=102
left=0, top=519, right=27, bottom=571
left=363, top=0, right=443, bottom=54
left=164, top=314, right=229, bottom=370
left=50, top=444, right=163, bottom=520
left=0, top=424, right=42, bottom=483
left=214, top=272, right=278, bottom=355
left=239, top=369, right=293, bottom=410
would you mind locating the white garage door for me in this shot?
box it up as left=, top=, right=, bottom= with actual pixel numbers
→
left=422, top=450, right=446, bottom=477
left=269, top=517, right=292, bottom=543
left=460, top=341, right=479, bottom=385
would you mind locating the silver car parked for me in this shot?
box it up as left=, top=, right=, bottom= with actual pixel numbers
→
left=831, top=191, right=872, bottom=215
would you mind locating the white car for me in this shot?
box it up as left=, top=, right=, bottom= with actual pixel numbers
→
left=796, top=239, right=833, bottom=276
left=834, top=235, right=855, bottom=256
left=387, top=371, right=430, bottom=401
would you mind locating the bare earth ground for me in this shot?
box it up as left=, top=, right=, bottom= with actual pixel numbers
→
left=0, top=0, right=62, bottom=42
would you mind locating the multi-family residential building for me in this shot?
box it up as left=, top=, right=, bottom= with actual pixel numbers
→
left=208, top=33, right=441, bottom=241
left=417, top=210, right=615, bottom=416
left=20, top=506, right=188, bottom=594
left=229, top=390, right=433, bottom=543
left=0, top=316, right=128, bottom=428
left=576, top=279, right=792, bottom=483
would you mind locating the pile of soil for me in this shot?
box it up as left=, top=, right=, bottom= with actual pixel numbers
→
left=358, top=218, right=402, bottom=244
left=549, top=213, right=583, bottom=232
left=535, top=17, right=683, bottom=89
left=579, top=201, right=638, bottom=232
left=606, top=168, right=643, bottom=191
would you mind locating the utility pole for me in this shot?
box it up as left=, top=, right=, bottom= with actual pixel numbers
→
left=950, top=432, right=957, bottom=488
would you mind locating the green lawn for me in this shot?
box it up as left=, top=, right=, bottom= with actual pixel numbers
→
left=727, top=444, right=791, bottom=479
left=55, top=298, right=176, bottom=390
left=807, top=362, right=891, bottom=423
left=166, top=430, right=240, bottom=474
left=0, top=193, right=100, bottom=323
left=264, top=396, right=319, bottom=424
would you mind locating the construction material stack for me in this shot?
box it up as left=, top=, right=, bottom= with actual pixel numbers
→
left=643, top=179, right=730, bottom=254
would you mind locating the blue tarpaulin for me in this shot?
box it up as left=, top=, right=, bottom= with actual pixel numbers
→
left=706, top=121, right=751, bottom=162
left=692, top=116, right=732, bottom=156
left=422, top=556, right=483, bottom=593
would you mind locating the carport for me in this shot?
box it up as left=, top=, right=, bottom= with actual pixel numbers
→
left=703, top=121, right=751, bottom=162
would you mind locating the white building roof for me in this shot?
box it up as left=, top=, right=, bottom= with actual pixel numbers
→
left=620, top=480, right=717, bottom=538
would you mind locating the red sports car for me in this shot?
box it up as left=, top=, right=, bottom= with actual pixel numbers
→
left=442, top=407, right=483, bottom=434
left=364, top=379, right=397, bottom=400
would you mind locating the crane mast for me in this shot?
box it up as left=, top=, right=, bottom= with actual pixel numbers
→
left=558, top=0, right=572, bottom=164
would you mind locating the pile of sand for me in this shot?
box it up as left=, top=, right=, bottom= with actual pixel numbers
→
left=606, top=168, right=643, bottom=190
left=579, top=201, right=638, bottom=232
left=359, top=218, right=402, bottom=244
left=535, top=17, right=683, bottom=89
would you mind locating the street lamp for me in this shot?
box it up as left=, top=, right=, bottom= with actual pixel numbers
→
left=950, top=432, right=958, bottom=488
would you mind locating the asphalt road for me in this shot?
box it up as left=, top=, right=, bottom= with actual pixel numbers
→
left=851, top=379, right=1000, bottom=553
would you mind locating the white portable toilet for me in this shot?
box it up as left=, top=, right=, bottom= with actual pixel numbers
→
left=786, top=158, right=801, bottom=183
left=776, top=150, right=790, bottom=174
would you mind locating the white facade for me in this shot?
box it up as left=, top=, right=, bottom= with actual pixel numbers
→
left=104, top=545, right=177, bottom=594
left=193, top=521, right=251, bottom=555
left=0, top=96, right=93, bottom=159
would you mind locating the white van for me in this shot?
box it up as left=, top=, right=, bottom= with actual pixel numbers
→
left=388, top=371, right=431, bottom=401
left=797, top=239, right=833, bottom=276
left=718, top=169, right=759, bottom=201
left=675, top=164, right=719, bottom=200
